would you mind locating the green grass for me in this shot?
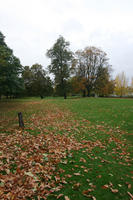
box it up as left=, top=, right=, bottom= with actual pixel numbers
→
left=51, top=97, right=133, bottom=143
left=46, top=97, right=133, bottom=200
left=52, top=97, right=133, bottom=129
left=0, top=97, right=133, bottom=200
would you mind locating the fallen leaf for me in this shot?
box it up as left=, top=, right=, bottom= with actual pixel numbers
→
left=111, top=188, right=119, bottom=193
left=102, top=185, right=109, bottom=189
left=128, top=184, right=132, bottom=189
left=109, top=173, right=113, bottom=176
left=82, top=189, right=94, bottom=195
left=64, top=196, right=70, bottom=200
left=97, top=175, right=102, bottom=178
left=118, top=184, right=122, bottom=187
left=74, top=173, right=81, bottom=176
left=82, top=190, right=96, bottom=199
left=57, top=194, right=64, bottom=199
left=127, top=191, right=133, bottom=199
left=84, top=169, right=88, bottom=173
left=72, top=183, right=81, bottom=190
left=80, top=157, right=86, bottom=163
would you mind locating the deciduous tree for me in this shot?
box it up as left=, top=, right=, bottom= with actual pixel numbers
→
left=22, top=64, right=53, bottom=97
left=94, top=66, right=114, bottom=96
left=73, top=46, right=111, bottom=96
left=69, top=76, right=86, bottom=97
left=46, top=36, right=73, bottom=99
left=114, top=72, right=128, bottom=97
left=0, top=31, right=23, bottom=98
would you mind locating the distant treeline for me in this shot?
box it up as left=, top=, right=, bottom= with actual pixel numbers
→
left=0, top=31, right=132, bottom=99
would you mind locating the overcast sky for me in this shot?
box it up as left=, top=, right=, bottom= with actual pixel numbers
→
left=1, top=0, right=133, bottom=80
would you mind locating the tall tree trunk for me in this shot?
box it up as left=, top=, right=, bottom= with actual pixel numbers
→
left=87, top=88, right=90, bottom=97
left=64, top=92, right=67, bottom=99
left=82, top=90, right=86, bottom=97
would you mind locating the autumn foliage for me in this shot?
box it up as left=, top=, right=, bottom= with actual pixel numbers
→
left=0, top=99, right=133, bottom=199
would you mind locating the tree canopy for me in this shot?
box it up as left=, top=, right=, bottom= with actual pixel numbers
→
left=73, top=46, right=113, bottom=96
left=114, top=72, right=128, bottom=97
left=22, top=64, right=53, bottom=98
left=46, top=36, right=73, bottom=98
left=0, top=32, right=116, bottom=99
left=0, top=31, right=23, bottom=98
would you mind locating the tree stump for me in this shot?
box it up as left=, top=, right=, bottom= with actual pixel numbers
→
left=18, top=112, right=24, bottom=128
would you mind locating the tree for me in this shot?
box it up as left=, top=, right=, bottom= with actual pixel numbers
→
left=22, top=64, right=53, bottom=98
left=46, top=36, right=73, bottom=99
left=129, top=77, right=133, bottom=95
left=0, top=31, right=23, bottom=98
left=22, top=66, right=33, bottom=96
left=131, top=77, right=133, bottom=89
left=94, top=66, right=114, bottom=96
left=73, top=46, right=111, bottom=96
left=114, top=72, right=128, bottom=97
left=69, top=76, right=86, bottom=97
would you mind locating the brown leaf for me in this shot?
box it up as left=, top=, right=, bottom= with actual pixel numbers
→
left=82, top=189, right=94, bottom=196
left=74, top=165, right=79, bottom=168
left=66, top=174, right=72, bottom=178
left=64, top=196, right=70, bottom=200
left=97, top=175, right=102, bottom=178
left=84, top=169, right=88, bottom=173
left=55, top=176, right=60, bottom=182
left=82, top=190, right=96, bottom=199
left=127, top=191, right=133, bottom=199
left=128, top=184, right=132, bottom=189
left=57, top=194, right=64, bottom=199
left=80, top=157, right=86, bottom=163
left=101, top=185, right=109, bottom=189
left=72, top=183, right=81, bottom=190
left=110, top=188, right=119, bottom=193
left=74, top=173, right=81, bottom=176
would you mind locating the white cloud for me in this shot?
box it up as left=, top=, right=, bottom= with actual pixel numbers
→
left=0, top=0, right=133, bottom=79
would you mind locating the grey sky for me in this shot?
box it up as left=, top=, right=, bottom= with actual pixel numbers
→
left=1, top=0, right=133, bottom=80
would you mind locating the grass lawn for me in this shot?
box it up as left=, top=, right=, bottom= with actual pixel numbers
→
left=0, top=97, right=133, bottom=200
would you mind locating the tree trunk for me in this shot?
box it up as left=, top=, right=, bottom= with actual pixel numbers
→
left=64, top=92, right=67, bottom=99
left=82, top=90, right=86, bottom=97
left=87, top=88, right=91, bottom=97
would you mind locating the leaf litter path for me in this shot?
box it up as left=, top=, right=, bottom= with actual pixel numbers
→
left=0, top=100, right=133, bottom=199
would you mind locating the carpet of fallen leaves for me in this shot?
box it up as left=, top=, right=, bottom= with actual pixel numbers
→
left=0, top=131, right=84, bottom=199
left=0, top=102, right=94, bottom=199
left=0, top=100, right=133, bottom=199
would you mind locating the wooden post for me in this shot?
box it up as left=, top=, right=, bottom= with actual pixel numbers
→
left=18, top=112, right=24, bottom=128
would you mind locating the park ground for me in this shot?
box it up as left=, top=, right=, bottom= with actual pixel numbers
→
left=0, top=97, right=133, bottom=200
